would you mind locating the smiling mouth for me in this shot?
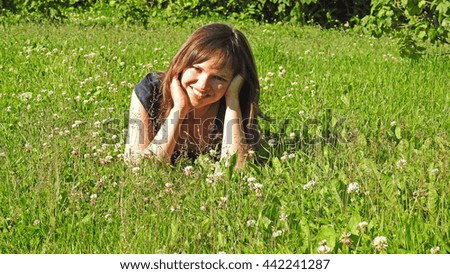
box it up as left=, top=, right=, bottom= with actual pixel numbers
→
left=192, top=88, right=208, bottom=98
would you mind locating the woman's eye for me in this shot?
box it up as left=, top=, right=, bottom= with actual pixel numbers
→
left=213, top=76, right=226, bottom=82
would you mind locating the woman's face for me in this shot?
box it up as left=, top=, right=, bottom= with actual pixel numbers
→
left=180, top=55, right=234, bottom=110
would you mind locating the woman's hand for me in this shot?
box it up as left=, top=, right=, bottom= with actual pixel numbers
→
left=225, top=74, right=244, bottom=104
left=170, top=76, right=191, bottom=113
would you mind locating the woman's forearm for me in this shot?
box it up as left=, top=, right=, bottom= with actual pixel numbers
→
left=143, top=107, right=187, bottom=162
left=221, top=98, right=248, bottom=168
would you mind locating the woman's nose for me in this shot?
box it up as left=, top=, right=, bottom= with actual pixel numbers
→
left=196, top=74, right=210, bottom=91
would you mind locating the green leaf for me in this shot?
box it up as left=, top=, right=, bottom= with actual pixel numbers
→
left=217, top=231, right=226, bottom=247
left=316, top=225, right=336, bottom=250
left=261, top=216, right=272, bottom=229
left=395, top=126, right=402, bottom=140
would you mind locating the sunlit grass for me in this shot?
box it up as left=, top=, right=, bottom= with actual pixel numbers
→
left=0, top=19, right=449, bottom=254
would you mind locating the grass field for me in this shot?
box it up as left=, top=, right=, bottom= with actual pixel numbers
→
left=0, top=18, right=449, bottom=254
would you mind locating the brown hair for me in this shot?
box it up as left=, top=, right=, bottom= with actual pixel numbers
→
left=160, top=23, right=260, bottom=148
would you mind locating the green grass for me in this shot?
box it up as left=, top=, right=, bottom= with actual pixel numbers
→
left=0, top=18, right=449, bottom=254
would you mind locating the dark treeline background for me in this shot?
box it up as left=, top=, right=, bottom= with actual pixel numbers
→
left=1, top=0, right=449, bottom=57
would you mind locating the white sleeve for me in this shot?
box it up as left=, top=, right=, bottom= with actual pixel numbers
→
left=124, top=91, right=145, bottom=165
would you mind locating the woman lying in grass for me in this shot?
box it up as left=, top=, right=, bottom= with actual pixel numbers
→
left=124, top=23, right=261, bottom=168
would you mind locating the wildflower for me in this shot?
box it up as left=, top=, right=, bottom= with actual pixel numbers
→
left=209, top=149, right=217, bottom=157
left=347, top=182, right=360, bottom=194
left=24, top=143, right=32, bottom=153
left=267, top=72, right=274, bottom=78
left=218, top=196, right=228, bottom=209
left=33, top=219, right=40, bottom=226
left=143, top=197, right=150, bottom=203
left=289, top=132, right=296, bottom=139
left=272, top=229, right=283, bottom=238
left=390, top=121, right=396, bottom=126
left=101, top=155, right=112, bottom=164
left=303, top=180, right=317, bottom=190
left=214, top=171, right=223, bottom=181
left=105, top=214, right=112, bottom=220
left=317, top=240, right=331, bottom=254
left=247, top=177, right=257, bottom=188
left=373, top=236, right=388, bottom=251
left=131, top=166, right=140, bottom=174
left=247, top=149, right=255, bottom=158
left=430, top=246, right=440, bottom=254
left=206, top=174, right=214, bottom=184
left=246, top=220, right=256, bottom=227
left=90, top=194, right=97, bottom=207
left=183, top=166, right=193, bottom=176
left=6, top=106, right=11, bottom=112
left=200, top=205, right=207, bottom=211
left=431, top=168, right=439, bottom=174
left=357, top=221, right=368, bottom=231
left=279, top=213, right=289, bottom=222
left=340, top=232, right=352, bottom=247
left=93, top=121, right=101, bottom=128
left=396, top=159, right=407, bottom=169
left=280, top=155, right=287, bottom=162
left=165, top=183, right=173, bottom=194
left=317, top=245, right=331, bottom=254
left=298, top=110, right=305, bottom=115
left=288, top=153, right=295, bottom=159
left=170, top=204, right=180, bottom=212
left=268, top=139, right=276, bottom=147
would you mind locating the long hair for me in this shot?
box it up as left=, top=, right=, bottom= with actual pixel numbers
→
left=160, top=23, right=260, bottom=148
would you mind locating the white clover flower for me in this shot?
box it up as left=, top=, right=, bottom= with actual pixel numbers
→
left=317, top=244, right=331, bottom=254
left=289, top=132, right=296, bottom=139
left=247, top=177, right=257, bottom=188
left=131, top=166, right=140, bottom=174
left=246, top=220, right=256, bottom=227
left=279, top=213, right=289, bottom=222
left=33, top=219, right=40, bottom=226
left=396, top=159, right=407, bottom=169
left=390, top=121, right=396, bottom=126
left=6, top=106, right=11, bottom=112
left=298, top=110, right=305, bottom=115
left=347, top=182, right=360, bottom=194
left=288, top=153, right=296, bottom=159
left=430, top=246, right=440, bottom=254
left=200, top=205, right=207, bottom=211
left=218, top=196, right=228, bottom=208
left=280, top=155, right=287, bottom=162
left=272, top=229, right=283, bottom=238
left=20, top=92, right=32, bottom=101
left=268, top=139, right=276, bottom=147
left=170, top=204, right=180, bottom=212
left=90, top=194, right=97, bottom=200
left=303, top=180, right=316, bottom=190
left=214, top=171, right=223, bottom=181
left=209, top=149, right=217, bottom=157
left=340, top=232, right=352, bottom=246
left=357, top=221, right=368, bottom=231
left=373, top=236, right=388, bottom=251
left=183, top=165, right=193, bottom=176
left=247, top=149, right=255, bottom=158
left=206, top=174, right=214, bottom=184
left=253, top=183, right=263, bottom=190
